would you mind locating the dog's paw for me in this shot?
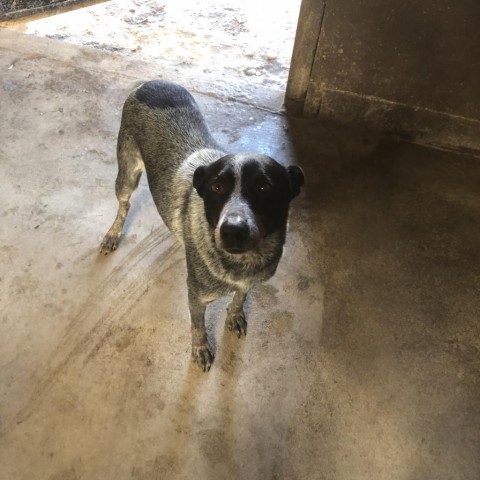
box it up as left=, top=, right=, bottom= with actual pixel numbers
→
left=226, top=310, right=247, bottom=338
left=192, top=342, right=214, bottom=372
left=100, top=233, right=120, bottom=255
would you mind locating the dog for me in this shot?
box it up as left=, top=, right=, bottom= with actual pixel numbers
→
left=100, top=80, right=304, bottom=371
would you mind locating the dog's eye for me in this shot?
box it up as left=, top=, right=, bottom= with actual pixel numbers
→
left=256, top=182, right=272, bottom=194
left=211, top=182, right=225, bottom=194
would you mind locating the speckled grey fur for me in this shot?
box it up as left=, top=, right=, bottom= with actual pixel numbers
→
left=101, top=80, right=301, bottom=371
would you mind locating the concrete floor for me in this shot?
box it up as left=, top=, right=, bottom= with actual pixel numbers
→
left=1, top=29, right=479, bottom=480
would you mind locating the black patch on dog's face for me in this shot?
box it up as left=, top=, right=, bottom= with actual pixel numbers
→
left=135, top=80, right=196, bottom=110
left=193, top=155, right=236, bottom=228
left=240, top=158, right=296, bottom=236
left=193, top=155, right=304, bottom=248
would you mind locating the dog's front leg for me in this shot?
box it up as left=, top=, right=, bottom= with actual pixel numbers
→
left=188, top=289, right=214, bottom=372
left=226, top=290, right=248, bottom=338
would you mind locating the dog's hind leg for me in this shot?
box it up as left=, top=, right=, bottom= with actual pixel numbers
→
left=100, top=129, right=144, bottom=254
left=226, top=290, right=248, bottom=338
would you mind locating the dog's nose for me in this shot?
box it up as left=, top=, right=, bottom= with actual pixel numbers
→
left=220, top=217, right=249, bottom=249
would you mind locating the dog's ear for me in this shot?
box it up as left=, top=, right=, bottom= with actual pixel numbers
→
left=193, top=166, right=207, bottom=197
left=287, top=165, right=304, bottom=199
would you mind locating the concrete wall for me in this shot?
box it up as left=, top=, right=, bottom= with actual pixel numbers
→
left=286, top=0, right=480, bottom=152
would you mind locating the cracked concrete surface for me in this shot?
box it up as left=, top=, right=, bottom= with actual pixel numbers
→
left=1, top=29, right=479, bottom=480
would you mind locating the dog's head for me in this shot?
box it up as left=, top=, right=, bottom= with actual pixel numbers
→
left=193, top=153, right=304, bottom=255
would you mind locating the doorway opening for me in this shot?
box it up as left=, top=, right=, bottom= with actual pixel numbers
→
left=3, top=0, right=301, bottom=92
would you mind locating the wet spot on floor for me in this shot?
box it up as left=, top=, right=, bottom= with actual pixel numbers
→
left=267, top=310, right=294, bottom=337
left=297, top=275, right=312, bottom=291
left=115, top=326, right=142, bottom=353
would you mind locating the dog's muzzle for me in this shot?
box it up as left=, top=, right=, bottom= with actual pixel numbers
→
left=220, top=215, right=251, bottom=253
left=218, top=210, right=262, bottom=254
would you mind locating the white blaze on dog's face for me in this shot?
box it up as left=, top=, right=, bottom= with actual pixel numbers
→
left=193, top=153, right=304, bottom=255
left=213, top=158, right=261, bottom=253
